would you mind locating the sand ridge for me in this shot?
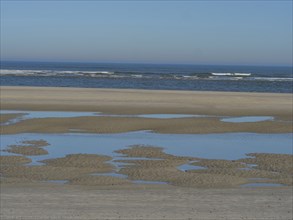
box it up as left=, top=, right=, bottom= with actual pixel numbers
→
left=2, top=139, right=50, bottom=156
left=0, top=155, right=32, bottom=165
left=1, top=86, right=292, bottom=119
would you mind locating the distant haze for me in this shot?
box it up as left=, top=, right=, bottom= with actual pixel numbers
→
left=1, top=1, right=292, bottom=66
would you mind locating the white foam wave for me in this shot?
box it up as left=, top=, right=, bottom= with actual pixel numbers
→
left=0, top=69, right=114, bottom=76
left=212, top=72, right=251, bottom=76
left=211, top=73, right=233, bottom=76
left=252, top=77, right=293, bottom=81
left=1, top=69, right=292, bottom=82
left=234, top=73, right=251, bottom=76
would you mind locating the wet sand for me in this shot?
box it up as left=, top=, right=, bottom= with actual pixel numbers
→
left=0, top=113, right=24, bottom=124
left=0, top=155, right=32, bottom=165
left=1, top=86, right=292, bottom=219
left=115, top=146, right=292, bottom=187
left=1, top=144, right=291, bottom=188
left=2, top=115, right=292, bottom=134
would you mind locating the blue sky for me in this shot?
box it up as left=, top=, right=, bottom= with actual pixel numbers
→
left=1, top=1, right=292, bottom=66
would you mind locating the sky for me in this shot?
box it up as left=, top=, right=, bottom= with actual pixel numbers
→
left=1, top=1, right=292, bottom=66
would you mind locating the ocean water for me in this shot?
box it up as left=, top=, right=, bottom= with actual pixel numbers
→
left=0, top=61, right=292, bottom=93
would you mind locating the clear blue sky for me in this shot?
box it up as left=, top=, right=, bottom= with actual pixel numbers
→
left=1, top=1, right=292, bottom=66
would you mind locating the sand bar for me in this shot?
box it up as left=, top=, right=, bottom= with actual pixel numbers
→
left=1, top=86, right=292, bottom=118
left=1, top=86, right=292, bottom=134
left=3, top=139, right=50, bottom=156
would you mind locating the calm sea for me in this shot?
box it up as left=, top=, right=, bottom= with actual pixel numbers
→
left=0, top=61, right=292, bottom=93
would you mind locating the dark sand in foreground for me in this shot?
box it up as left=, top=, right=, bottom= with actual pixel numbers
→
left=1, top=183, right=292, bottom=220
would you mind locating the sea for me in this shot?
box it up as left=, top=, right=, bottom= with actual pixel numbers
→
left=0, top=61, right=292, bottom=93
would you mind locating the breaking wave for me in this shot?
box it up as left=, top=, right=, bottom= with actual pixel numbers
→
left=1, top=69, right=292, bottom=82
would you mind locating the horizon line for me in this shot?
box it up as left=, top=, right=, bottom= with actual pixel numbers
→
left=1, top=60, right=292, bottom=68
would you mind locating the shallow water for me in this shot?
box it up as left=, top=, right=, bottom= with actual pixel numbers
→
left=1, top=132, right=291, bottom=162
left=238, top=164, right=258, bottom=171
left=2, top=110, right=280, bottom=126
left=132, top=180, right=168, bottom=185
left=1, top=110, right=212, bottom=121
left=138, top=114, right=209, bottom=119
left=0, top=110, right=100, bottom=125
left=1, top=131, right=292, bottom=186
left=177, top=163, right=206, bottom=172
left=221, top=116, right=274, bottom=123
left=0, top=110, right=100, bottom=118
left=241, top=183, right=284, bottom=188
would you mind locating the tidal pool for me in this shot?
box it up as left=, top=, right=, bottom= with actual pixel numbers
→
left=1, top=131, right=291, bottom=163
left=1, top=131, right=292, bottom=187
left=177, top=163, right=206, bottom=172
left=0, top=110, right=100, bottom=125
left=1, top=110, right=280, bottom=125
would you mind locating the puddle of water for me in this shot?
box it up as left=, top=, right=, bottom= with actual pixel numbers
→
left=132, top=180, right=168, bottom=185
left=44, top=180, right=68, bottom=184
left=1, top=110, right=215, bottom=122
left=115, top=157, right=163, bottom=161
left=177, top=163, right=206, bottom=172
left=0, top=110, right=100, bottom=125
left=0, top=110, right=100, bottom=119
left=93, top=113, right=213, bottom=119
left=138, top=114, right=210, bottom=119
left=248, top=178, right=269, bottom=181
left=68, top=129, right=86, bottom=132
left=221, top=116, right=274, bottom=123
left=241, top=183, right=284, bottom=188
left=2, top=110, right=280, bottom=124
left=239, top=164, right=258, bottom=171
left=112, top=161, right=134, bottom=169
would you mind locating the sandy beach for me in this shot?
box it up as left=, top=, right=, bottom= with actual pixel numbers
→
left=1, top=86, right=292, bottom=219
left=1, top=86, right=292, bottom=117
left=1, top=86, right=292, bottom=134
